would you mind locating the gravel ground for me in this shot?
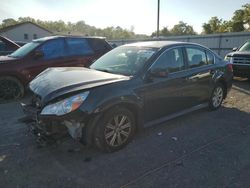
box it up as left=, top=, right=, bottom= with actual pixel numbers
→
left=0, top=78, right=250, bottom=188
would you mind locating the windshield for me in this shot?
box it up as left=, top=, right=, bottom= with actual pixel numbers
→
left=90, top=46, right=157, bottom=76
left=238, top=41, right=250, bottom=52
left=9, top=41, right=41, bottom=58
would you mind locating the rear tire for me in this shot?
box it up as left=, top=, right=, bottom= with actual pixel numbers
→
left=0, top=76, right=24, bottom=102
left=94, top=107, right=136, bottom=152
left=209, top=83, right=225, bottom=110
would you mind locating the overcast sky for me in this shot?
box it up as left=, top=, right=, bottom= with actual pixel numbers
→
left=0, top=0, right=249, bottom=35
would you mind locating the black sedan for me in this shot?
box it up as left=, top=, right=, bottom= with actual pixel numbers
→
left=22, top=41, right=233, bottom=152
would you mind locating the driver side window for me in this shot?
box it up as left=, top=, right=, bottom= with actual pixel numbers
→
left=152, top=48, right=185, bottom=73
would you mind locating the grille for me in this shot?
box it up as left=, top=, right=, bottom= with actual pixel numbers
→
left=31, top=95, right=42, bottom=109
left=232, top=57, right=250, bottom=65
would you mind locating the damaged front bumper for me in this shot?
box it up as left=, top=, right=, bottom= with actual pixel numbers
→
left=20, top=103, right=89, bottom=145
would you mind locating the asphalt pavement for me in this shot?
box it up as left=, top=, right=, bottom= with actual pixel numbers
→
left=0, top=78, right=250, bottom=188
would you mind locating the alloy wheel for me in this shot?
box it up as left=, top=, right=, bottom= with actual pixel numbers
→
left=104, top=114, right=132, bottom=147
left=212, top=86, right=223, bottom=108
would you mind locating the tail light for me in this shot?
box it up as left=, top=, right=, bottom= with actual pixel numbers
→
left=227, top=63, right=233, bottom=72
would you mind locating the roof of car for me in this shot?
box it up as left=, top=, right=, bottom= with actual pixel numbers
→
left=124, top=41, right=191, bottom=48
left=33, top=35, right=106, bottom=42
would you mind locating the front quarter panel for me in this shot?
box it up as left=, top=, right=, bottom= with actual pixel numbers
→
left=79, top=79, right=144, bottom=116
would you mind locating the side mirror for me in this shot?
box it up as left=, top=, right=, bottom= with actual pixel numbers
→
left=33, top=50, right=44, bottom=59
left=232, top=47, right=238, bottom=52
left=150, top=68, right=169, bottom=78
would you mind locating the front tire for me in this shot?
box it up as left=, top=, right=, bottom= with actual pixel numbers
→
left=94, top=107, right=136, bottom=152
left=0, top=77, right=24, bottom=102
left=209, top=83, right=225, bottom=110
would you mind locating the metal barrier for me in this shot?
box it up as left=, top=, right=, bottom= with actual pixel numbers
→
left=109, top=32, right=250, bottom=57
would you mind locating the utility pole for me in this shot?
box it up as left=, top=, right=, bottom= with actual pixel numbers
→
left=157, top=0, right=160, bottom=38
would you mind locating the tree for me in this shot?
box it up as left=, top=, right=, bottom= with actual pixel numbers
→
left=1, top=18, right=17, bottom=28
left=18, top=17, right=36, bottom=23
left=0, top=17, right=147, bottom=39
left=151, top=23, right=196, bottom=37
left=231, top=9, right=245, bottom=32
left=202, top=23, right=213, bottom=34
left=151, top=26, right=171, bottom=37
left=242, top=4, right=250, bottom=30
left=171, top=21, right=196, bottom=35
left=219, top=21, right=232, bottom=33
left=161, top=27, right=171, bottom=36
left=210, top=17, right=222, bottom=33
left=202, top=4, right=250, bottom=34
left=202, top=17, right=224, bottom=34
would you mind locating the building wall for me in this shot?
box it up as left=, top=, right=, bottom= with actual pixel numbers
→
left=109, top=32, right=250, bottom=58
left=0, top=23, right=52, bottom=42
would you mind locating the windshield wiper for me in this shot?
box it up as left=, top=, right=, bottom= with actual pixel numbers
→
left=95, top=68, right=114, bottom=74
left=8, top=55, right=18, bottom=58
left=94, top=68, right=125, bottom=76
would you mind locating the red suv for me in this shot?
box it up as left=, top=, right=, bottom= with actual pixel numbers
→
left=0, top=36, right=112, bottom=101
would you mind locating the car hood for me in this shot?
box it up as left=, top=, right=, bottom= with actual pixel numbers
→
left=29, top=67, right=130, bottom=104
left=227, top=51, right=250, bottom=58
left=0, top=55, right=19, bottom=63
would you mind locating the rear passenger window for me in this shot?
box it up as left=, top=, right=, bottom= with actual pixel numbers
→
left=65, top=38, right=94, bottom=56
left=186, top=48, right=207, bottom=68
left=206, top=51, right=214, bottom=65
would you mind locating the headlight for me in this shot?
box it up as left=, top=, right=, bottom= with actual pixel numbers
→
left=224, top=56, right=233, bottom=63
left=41, top=91, right=89, bottom=116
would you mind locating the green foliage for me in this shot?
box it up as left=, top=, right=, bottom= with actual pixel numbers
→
left=243, top=4, right=250, bottom=31
left=171, top=21, right=196, bottom=35
left=151, top=27, right=171, bottom=37
left=151, top=22, right=196, bottom=37
left=202, top=23, right=213, bottom=34
left=202, top=4, right=250, bottom=34
left=0, top=17, right=148, bottom=40
left=1, top=18, right=17, bottom=28
left=207, top=17, right=222, bottom=33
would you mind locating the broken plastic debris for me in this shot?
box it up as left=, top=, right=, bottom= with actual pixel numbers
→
left=241, top=130, right=247, bottom=135
left=0, top=155, right=6, bottom=162
left=157, top=132, right=163, bottom=136
left=175, top=160, right=184, bottom=166
left=171, top=137, right=178, bottom=141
